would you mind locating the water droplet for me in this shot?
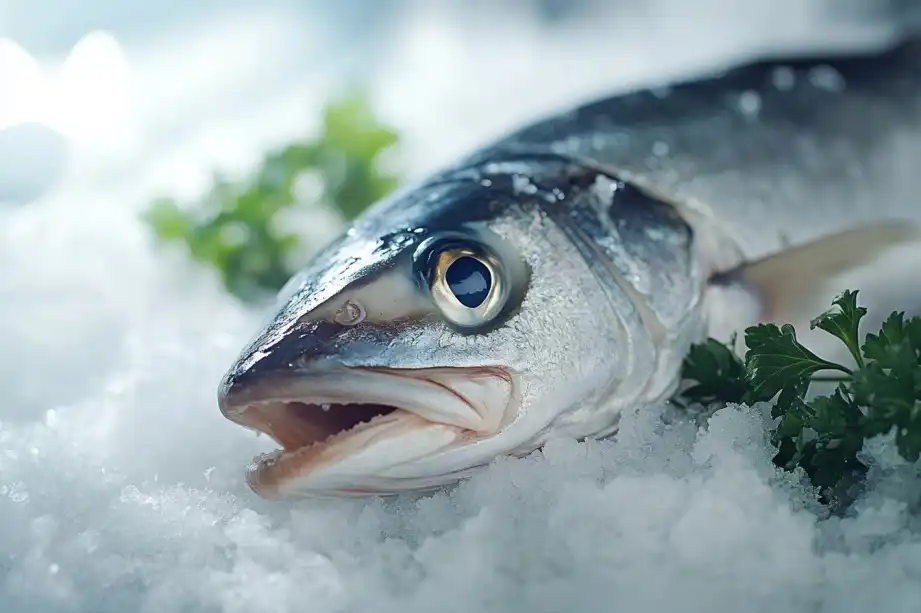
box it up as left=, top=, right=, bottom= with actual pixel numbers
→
left=737, top=90, right=761, bottom=117
left=321, top=403, right=332, bottom=412
left=652, top=141, right=669, bottom=156
left=809, top=65, right=844, bottom=92
left=512, top=174, right=537, bottom=195
left=772, top=66, right=795, bottom=91
left=590, top=175, right=618, bottom=208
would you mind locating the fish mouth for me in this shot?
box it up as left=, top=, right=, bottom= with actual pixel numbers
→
left=219, top=367, right=514, bottom=497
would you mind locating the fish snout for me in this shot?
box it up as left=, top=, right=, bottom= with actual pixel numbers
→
left=218, top=320, right=348, bottom=420
left=215, top=309, right=520, bottom=497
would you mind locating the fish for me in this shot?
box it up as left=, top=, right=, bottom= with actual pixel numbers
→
left=218, top=38, right=921, bottom=499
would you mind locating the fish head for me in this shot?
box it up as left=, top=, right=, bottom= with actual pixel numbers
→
left=218, top=157, right=696, bottom=498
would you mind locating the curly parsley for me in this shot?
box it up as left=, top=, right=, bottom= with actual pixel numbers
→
left=678, top=290, right=921, bottom=507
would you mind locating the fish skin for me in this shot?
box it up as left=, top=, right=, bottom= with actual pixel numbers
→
left=218, top=38, right=921, bottom=498
left=492, top=38, right=921, bottom=266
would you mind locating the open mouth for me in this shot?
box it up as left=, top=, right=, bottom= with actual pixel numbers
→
left=218, top=367, right=514, bottom=496
left=243, top=400, right=400, bottom=450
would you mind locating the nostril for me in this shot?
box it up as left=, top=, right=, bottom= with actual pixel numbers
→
left=333, top=300, right=366, bottom=326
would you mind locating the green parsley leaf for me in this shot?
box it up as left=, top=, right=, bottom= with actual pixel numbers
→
left=679, top=336, right=751, bottom=405
left=744, top=323, right=849, bottom=401
left=676, top=290, right=921, bottom=512
left=862, top=311, right=917, bottom=368
left=810, top=290, right=867, bottom=367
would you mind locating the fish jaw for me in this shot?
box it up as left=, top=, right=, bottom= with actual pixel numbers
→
left=218, top=366, right=517, bottom=497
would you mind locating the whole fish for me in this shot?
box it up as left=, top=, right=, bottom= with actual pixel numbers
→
left=218, top=39, right=921, bottom=498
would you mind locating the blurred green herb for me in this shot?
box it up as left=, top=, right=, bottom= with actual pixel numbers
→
left=142, top=92, right=401, bottom=302
left=678, top=290, right=921, bottom=508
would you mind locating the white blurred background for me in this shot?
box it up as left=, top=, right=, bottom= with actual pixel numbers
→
left=1, top=0, right=918, bottom=206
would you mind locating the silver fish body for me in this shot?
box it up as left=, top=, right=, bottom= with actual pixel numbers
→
left=218, top=39, right=921, bottom=498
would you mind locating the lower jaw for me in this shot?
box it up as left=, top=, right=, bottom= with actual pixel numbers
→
left=244, top=410, right=469, bottom=498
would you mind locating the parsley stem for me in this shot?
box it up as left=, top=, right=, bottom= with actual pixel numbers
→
left=826, top=363, right=854, bottom=376
left=847, top=346, right=865, bottom=370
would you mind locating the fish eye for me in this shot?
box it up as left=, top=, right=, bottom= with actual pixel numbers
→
left=419, top=241, right=509, bottom=329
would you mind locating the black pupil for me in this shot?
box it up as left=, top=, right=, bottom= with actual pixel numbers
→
left=445, top=256, right=492, bottom=308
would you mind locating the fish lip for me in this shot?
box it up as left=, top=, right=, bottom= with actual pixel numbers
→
left=219, top=366, right=513, bottom=433
left=219, top=366, right=516, bottom=496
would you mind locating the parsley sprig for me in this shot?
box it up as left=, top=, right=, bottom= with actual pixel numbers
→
left=678, top=290, right=921, bottom=506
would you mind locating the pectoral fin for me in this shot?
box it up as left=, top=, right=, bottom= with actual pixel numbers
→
left=711, top=221, right=921, bottom=323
